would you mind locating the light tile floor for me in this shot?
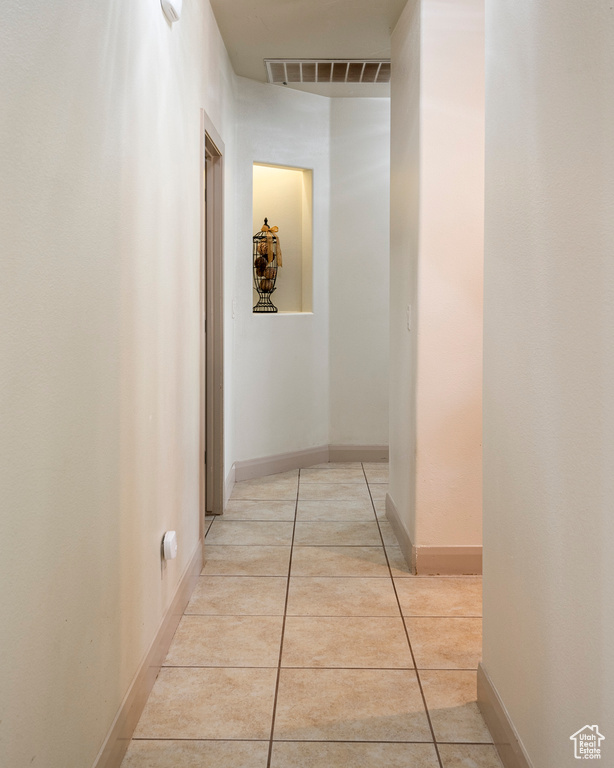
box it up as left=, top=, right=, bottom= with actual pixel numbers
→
left=122, top=463, right=502, bottom=768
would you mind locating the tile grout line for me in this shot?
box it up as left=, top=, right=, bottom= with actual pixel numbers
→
left=181, top=614, right=480, bottom=623
left=161, top=665, right=422, bottom=670
left=147, top=469, right=486, bottom=763
left=266, top=472, right=300, bottom=768
left=204, top=513, right=218, bottom=540
left=362, top=462, right=445, bottom=768
left=220, top=468, right=481, bottom=763
left=131, top=737, right=492, bottom=744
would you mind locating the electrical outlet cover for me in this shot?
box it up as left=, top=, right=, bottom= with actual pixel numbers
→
left=161, top=0, right=182, bottom=23
left=163, top=531, right=178, bottom=560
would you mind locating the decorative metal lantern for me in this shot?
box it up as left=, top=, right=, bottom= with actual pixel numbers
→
left=253, top=218, right=282, bottom=313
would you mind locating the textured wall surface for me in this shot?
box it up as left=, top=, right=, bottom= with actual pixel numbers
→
left=329, top=98, right=391, bottom=446
left=0, top=3, right=394, bottom=764
left=390, top=0, right=421, bottom=541
left=483, top=1, right=614, bottom=765
left=390, top=0, right=484, bottom=548
left=415, top=0, right=484, bottom=545
left=0, top=1, right=235, bottom=765
left=233, top=78, right=331, bottom=462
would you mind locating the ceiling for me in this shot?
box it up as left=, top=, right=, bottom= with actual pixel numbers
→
left=209, top=0, right=407, bottom=97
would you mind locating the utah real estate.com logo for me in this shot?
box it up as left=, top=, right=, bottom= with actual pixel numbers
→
left=570, top=725, right=605, bottom=760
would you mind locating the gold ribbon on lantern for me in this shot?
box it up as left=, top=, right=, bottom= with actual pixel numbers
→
left=261, top=223, right=283, bottom=266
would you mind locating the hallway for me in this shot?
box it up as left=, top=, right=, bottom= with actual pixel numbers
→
left=122, top=463, right=500, bottom=768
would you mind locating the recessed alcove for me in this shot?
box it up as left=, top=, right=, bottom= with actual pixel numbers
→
left=252, top=163, right=313, bottom=313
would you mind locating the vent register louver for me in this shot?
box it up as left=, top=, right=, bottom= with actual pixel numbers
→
left=265, top=60, right=391, bottom=85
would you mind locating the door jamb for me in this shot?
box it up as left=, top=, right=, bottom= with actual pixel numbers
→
left=200, top=111, right=225, bottom=534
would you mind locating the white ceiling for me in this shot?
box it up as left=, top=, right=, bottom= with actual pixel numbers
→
left=209, top=0, right=407, bottom=97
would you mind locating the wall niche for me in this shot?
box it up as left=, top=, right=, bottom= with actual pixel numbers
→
left=252, top=163, right=313, bottom=313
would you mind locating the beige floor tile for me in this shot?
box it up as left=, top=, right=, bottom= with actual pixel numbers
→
left=378, top=520, right=399, bottom=546
left=438, top=744, right=503, bottom=768
left=133, top=667, right=276, bottom=740
left=186, top=576, right=287, bottom=615
left=369, top=484, right=389, bottom=503
left=420, top=670, right=492, bottom=743
left=122, top=740, right=269, bottom=767
left=282, top=616, right=412, bottom=668
left=386, top=546, right=413, bottom=577
left=291, top=546, right=390, bottom=578
left=287, top=577, right=400, bottom=616
left=205, top=520, right=294, bottom=546
left=231, top=473, right=298, bottom=500
left=406, top=618, right=482, bottom=669
left=374, top=497, right=387, bottom=518
left=298, top=483, right=372, bottom=502
left=202, top=545, right=291, bottom=576
left=300, top=468, right=367, bottom=483
left=230, top=483, right=298, bottom=501
left=246, top=469, right=299, bottom=481
left=294, top=521, right=382, bottom=546
left=270, top=742, right=439, bottom=768
left=395, top=577, right=482, bottom=616
left=296, top=499, right=375, bottom=521
left=222, top=500, right=296, bottom=521
left=164, top=615, right=283, bottom=667
left=362, top=462, right=389, bottom=469
left=274, top=668, right=431, bottom=742
left=128, top=466, right=491, bottom=762
left=364, top=466, right=389, bottom=483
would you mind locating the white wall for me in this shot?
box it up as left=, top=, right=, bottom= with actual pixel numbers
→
left=415, top=0, right=484, bottom=546
left=483, top=1, right=614, bottom=765
left=234, top=88, right=392, bottom=463
left=0, top=1, right=235, bottom=766
left=0, top=5, right=393, bottom=763
left=390, top=0, right=484, bottom=555
left=329, top=99, right=390, bottom=447
left=390, top=0, right=421, bottom=542
left=232, top=78, right=331, bottom=462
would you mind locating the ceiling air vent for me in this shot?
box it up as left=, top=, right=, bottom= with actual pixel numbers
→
left=265, top=60, right=391, bottom=85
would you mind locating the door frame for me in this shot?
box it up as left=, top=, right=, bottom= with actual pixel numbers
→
left=200, top=110, right=225, bottom=532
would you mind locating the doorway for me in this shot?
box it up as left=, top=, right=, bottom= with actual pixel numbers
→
left=200, top=113, right=224, bottom=530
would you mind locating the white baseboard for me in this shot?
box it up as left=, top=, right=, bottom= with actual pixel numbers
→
left=92, top=540, right=203, bottom=768
left=234, top=446, right=330, bottom=482
left=224, top=463, right=235, bottom=506
left=386, top=492, right=482, bottom=575
left=328, top=444, right=389, bottom=462
left=385, top=493, right=415, bottom=573
left=477, top=663, right=534, bottom=768
left=416, top=545, right=482, bottom=575
left=233, top=445, right=389, bottom=483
